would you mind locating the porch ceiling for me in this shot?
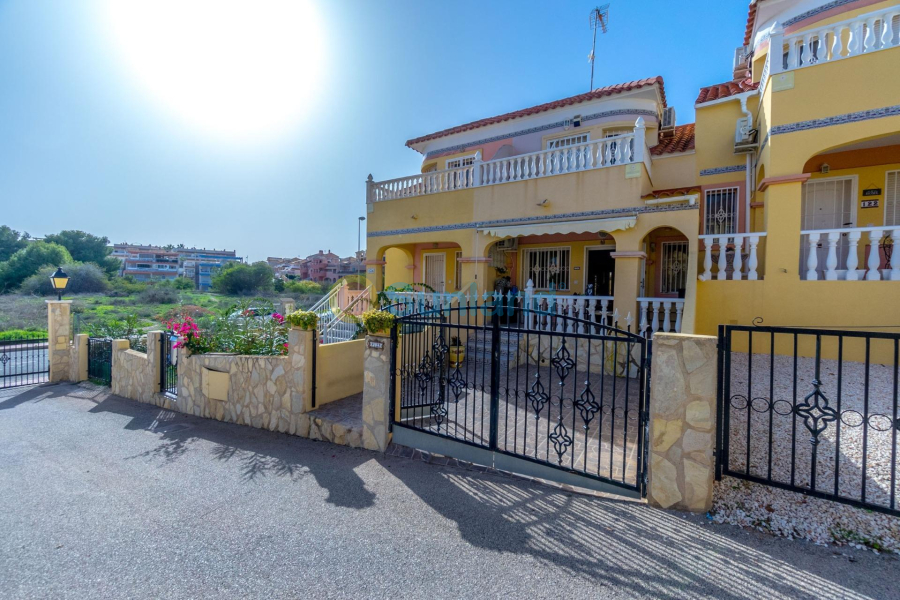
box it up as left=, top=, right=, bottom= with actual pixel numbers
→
left=479, top=216, right=636, bottom=239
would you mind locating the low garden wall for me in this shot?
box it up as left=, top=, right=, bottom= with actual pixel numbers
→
left=315, top=339, right=364, bottom=406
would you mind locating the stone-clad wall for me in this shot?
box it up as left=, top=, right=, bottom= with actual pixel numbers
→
left=647, top=333, right=718, bottom=512
left=362, top=334, right=391, bottom=452
left=67, top=334, right=88, bottom=383
left=111, top=333, right=176, bottom=410
left=47, top=301, right=72, bottom=383
left=175, top=328, right=314, bottom=436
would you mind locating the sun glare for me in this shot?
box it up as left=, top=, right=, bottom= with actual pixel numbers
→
left=102, top=0, right=325, bottom=142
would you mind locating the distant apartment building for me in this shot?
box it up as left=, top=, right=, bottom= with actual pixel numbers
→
left=112, top=243, right=242, bottom=290
left=268, top=250, right=365, bottom=284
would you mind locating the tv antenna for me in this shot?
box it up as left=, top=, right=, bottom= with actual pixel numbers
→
left=588, top=5, right=610, bottom=90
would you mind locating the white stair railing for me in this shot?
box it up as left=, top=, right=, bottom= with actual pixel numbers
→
left=321, top=285, right=372, bottom=344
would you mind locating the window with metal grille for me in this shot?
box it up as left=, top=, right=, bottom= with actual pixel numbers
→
left=704, top=187, right=739, bottom=235
left=446, top=155, right=476, bottom=169
left=886, top=171, right=899, bottom=227
left=454, top=251, right=462, bottom=291
left=523, top=247, right=570, bottom=291
left=660, top=241, right=688, bottom=295
left=547, top=133, right=589, bottom=149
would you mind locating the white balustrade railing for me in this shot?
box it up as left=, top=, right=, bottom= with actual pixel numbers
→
left=801, top=227, right=900, bottom=281
left=368, top=118, right=650, bottom=203
left=638, top=298, right=685, bottom=335
left=771, top=7, right=900, bottom=74
left=523, top=293, right=616, bottom=334
left=698, top=233, right=767, bottom=281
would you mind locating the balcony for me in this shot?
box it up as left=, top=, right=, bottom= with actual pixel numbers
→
left=801, top=226, right=900, bottom=281
left=367, top=120, right=651, bottom=203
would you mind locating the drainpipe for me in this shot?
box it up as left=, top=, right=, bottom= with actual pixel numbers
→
left=739, top=95, right=753, bottom=234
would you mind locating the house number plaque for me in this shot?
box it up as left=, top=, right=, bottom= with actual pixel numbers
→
left=861, top=200, right=880, bottom=208
left=367, top=339, right=385, bottom=350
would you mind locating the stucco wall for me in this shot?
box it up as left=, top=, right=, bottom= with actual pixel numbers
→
left=315, top=339, right=365, bottom=406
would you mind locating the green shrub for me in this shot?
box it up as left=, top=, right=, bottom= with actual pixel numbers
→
left=285, top=279, right=323, bottom=294
left=285, top=310, right=318, bottom=330
left=360, top=309, right=395, bottom=334
left=137, top=286, right=179, bottom=304
left=0, top=241, right=73, bottom=292
left=0, top=329, right=47, bottom=341
left=211, top=262, right=275, bottom=295
left=19, top=263, right=110, bottom=296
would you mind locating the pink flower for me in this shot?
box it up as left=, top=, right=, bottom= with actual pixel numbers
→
left=272, top=312, right=285, bottom=324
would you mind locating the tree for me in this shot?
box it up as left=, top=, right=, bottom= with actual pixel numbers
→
left=43, top=230, right=119, bottom=275
left=211, top=261, right=275, bottom=295
left=0, top=226, right=28, bottom=262
left=0, top=241, right=73, bottom=292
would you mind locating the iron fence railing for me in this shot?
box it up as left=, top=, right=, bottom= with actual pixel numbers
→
left=717, top=324, right=900, bottom=516
left=0, top=332, right=49, bottom=389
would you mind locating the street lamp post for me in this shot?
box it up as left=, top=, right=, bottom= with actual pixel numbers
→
left=49, top=266, right=70, bottom=301
left=357, top=216, right=366, bottom=289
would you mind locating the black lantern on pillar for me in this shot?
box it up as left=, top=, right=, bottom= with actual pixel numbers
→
left=49, top=266, right=69, bottom=301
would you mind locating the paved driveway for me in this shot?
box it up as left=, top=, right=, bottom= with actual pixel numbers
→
left=0, top=383, right=896, bottom=600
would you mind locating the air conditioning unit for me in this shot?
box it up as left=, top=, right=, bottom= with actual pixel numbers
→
left=496, top=238, right=518, bottom=250
left=734, top=116, right=758, bottom=153
left=660, top=107, right=676, bottom=136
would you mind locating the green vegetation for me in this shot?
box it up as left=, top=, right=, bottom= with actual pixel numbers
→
left=167, top=298, right=289, bottom=356
left=360, top=309, right=395, bottom=334
left=211, top=261, right=275, bottom=295
left=19, top=263, right=109, bottom=295
left=0, top=241, right=73, bottom=292
left=285, top=309, right=318, bottom=330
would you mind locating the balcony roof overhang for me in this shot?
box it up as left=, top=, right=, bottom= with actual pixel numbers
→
left=480, top=216, right=636, bottom=239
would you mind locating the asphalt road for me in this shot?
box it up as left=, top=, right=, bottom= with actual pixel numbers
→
left=0, top=383, right=896, bottom=600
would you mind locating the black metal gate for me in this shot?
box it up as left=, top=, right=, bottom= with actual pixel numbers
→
left=391, top=297, right=650, bottom=497
left=717, top=324, right=900, bottom=516
left=0, top=333, right=49, bottom=389
left=88, top=337, right=112, bottom=386
left=160, top=332, right=178, bottom=397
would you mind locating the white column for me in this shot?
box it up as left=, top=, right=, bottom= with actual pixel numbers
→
left=831, top=25, right=844, bottom=60
left=632, top=118, right=646, bottom=164
left=701, top=239, right=713, bottom=281
left=770, top=23, right=784, bottom=74
left=805, top=233, right=821, bottom=280
left=731, top=235, right=744, bottom=280
left=472, top=151, right=482, bottom=187
left=845, top=230, right=862, bottom=281
left=825, top=231, right=841, bottom=280
left=865, top=230, right=885, bottom=280
left=747, top=235, right=761, bottom=280
left=639, top=300, right=649, bottom=334
left=662, top=301, right=672, bottom=333
left=577, top=299, right=587, bottom=334
left=864, top=17, right=878, bottom=52
left=651, top=301, right=660, bottom=333
left=555, top=300, right=565, bottom=333
left=882, top=12, right=898, bottom=48
left=524, top=279, right=535, bottom=329
left=716, top=237, right=728, bottom=281
left=674, top=302, right=684, bottom=333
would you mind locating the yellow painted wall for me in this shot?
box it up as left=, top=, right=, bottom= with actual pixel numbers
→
left=806, top=162, right=900, bottom=229
left=315, top=339, right=365, bottom=406
left=384, top=247, right=413, bottom=288
left=649, top=152, right=697, bottom=191
left=695, top=98, right=757, bottom=186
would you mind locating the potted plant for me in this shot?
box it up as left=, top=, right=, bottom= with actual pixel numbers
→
left=360, top=309, right=395, bottom=336
left=449, top=336, right=465, bottom=367
left=285, top=310, right=318, bottom=331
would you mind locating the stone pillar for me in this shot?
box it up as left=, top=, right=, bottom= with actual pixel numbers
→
left=288, top=327, right=315, bottom=413
left=71, top=334, right=89, bottom=382
left=146, top=331, right=161, bottom=394
left=47, top=300, right=72, bottom=383
left=110, top=339, right=131, bottom=397
left=280, top=298, right=296, bottom=315
left=648, top=333, right=717, bottom=512
left=362, top=333, right=392, bottom=452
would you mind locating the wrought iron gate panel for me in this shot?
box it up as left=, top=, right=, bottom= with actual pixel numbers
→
left=160, top=332, right=178, bottom=397
left=717, top=324, right=900, bottom=517
left=392, top=297, right=649, bottom=495
left=0, top=333, right=49, bottom=389
left=88, top=337, right=112, bottom=386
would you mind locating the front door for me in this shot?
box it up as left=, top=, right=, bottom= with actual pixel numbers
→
left=423, top=253, right=446, bottom=293
left=801, top=177, right=856, bottom=275
left=585, top=249, right=615, bottom=296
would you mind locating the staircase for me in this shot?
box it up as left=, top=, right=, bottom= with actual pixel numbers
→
left=465, top=331, right=521, bottom=366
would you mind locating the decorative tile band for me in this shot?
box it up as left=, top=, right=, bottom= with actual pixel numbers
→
left=700, top=165, right=747, bottom=177
left=783, top=0, right=859, bottom=27
left=368, top=203, right=698, bottom=238
left=424, top=109, right=658, bottom=159
left=771, top=104, right=900, bottom=136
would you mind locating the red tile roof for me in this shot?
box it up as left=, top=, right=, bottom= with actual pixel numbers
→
left=744, top=1, right=759, bottom=46
left=405, top=76, right=666, bottom=148
left=695, top=78, right=759, bottom=104
left=650, top=124, right=695, bottom=156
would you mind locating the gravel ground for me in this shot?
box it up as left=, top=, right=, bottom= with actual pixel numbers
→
left=717, top=349, right=900, bottom=552
left=3, top=382, right=898, bottom=599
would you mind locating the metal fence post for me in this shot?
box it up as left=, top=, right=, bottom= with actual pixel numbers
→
left=489, top=300, right=500, bottom=451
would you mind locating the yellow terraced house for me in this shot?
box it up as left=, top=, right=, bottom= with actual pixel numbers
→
left=364, top=0, right=900, bottom=337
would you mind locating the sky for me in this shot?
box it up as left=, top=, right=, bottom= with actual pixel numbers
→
left=0, top=0, right=749, bottom=263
